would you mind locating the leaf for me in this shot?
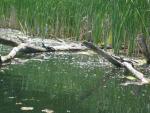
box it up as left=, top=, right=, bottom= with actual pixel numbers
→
left=8, top=96, right=16, bottom=99
left=42, top=109, right=54, bottom=113
left=16, top=102, right=23, bottom=105
left=126, top=76, right=136, bottom=80
left=20, top=107, right=34, bottom=111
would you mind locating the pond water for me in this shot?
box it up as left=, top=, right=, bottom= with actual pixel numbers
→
left=0, top=52, right=150, bottom=113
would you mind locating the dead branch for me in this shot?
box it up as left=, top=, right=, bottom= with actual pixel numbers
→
left=0, top=43, right=26, bottom=63
left=83, top=41, right=149, bottom=84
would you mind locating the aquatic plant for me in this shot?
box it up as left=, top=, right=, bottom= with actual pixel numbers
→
left=0, top=0, right=149, bottom=54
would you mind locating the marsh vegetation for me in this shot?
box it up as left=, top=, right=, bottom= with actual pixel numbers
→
left=0, top=0, right=150, bottom=53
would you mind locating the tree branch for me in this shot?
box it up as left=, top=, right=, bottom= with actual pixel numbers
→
left=83, top=41, right=149, bottom=84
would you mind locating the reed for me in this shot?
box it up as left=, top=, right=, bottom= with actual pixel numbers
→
left=0, top=0, right=149, bottom=54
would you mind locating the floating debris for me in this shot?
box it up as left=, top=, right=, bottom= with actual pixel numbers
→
left=22, top=97, right=40, bottom=102
left=0, top=70, right=5, bottom=73
left=42, top=109, right=54, bottom=113
left=16, top=102, right=23, bottom=105
left=67, top=110, right=71, bottom=113
left=121, top=81, right=144, bottom=86
left=20, top=107, right=34, bottom=111
left=126, top=76, right=136, bottom=80
left=8, top=96, right=16, bottom=99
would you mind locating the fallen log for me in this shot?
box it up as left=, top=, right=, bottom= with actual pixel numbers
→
left=0, top=29, right=149, bottom=84
left=83, top=41, right=123, bottom=67
left=83, top=41, right=149, bottom=84
left=0, top=29, right=87, bottom=51
left=0, top=43, right=26, bottom=63
left=122, top=62, right=148, bottom=83
left=0, top=29, right=88, bottom=63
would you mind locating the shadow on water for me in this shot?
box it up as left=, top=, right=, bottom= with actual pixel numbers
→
left=0, top=53, right=150, bottom=113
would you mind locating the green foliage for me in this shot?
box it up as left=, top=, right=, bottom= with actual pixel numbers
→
left=111, top=0, right=150, bottom=53
left=0, top=0, right=150, bottom=54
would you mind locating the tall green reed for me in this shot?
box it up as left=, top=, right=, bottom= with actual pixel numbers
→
left=0, top=0, right=149, bottom=54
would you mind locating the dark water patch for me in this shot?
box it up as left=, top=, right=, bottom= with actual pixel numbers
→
left=0, top=53, right=150, bottom=113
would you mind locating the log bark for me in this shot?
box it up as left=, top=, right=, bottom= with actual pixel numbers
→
left=83, top=41, right=149, bottom=84
left=0, top=29, right=87, bottom=52
left=0, top=29, right=88, bottom=63
left=0, top=29, right=149, bottom=84
left=0, top=43, right=26, bottom=63
left=83, top=41, right=123, bottom=67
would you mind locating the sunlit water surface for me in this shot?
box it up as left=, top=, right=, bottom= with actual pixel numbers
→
left=0, top=52, right=150, bottom=113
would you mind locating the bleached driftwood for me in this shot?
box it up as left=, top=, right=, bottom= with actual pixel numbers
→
left=122, top=62, right=148, bottom=83
left=0, top=43, right=26, bottom=63
left=83, top=41, right=149, bottom=84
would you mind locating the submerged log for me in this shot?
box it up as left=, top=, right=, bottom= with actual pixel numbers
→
left=83, top=41, right=149, bottom=84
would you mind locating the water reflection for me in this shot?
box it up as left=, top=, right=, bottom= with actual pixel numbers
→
left=0, top=53, right=150, bottom=113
